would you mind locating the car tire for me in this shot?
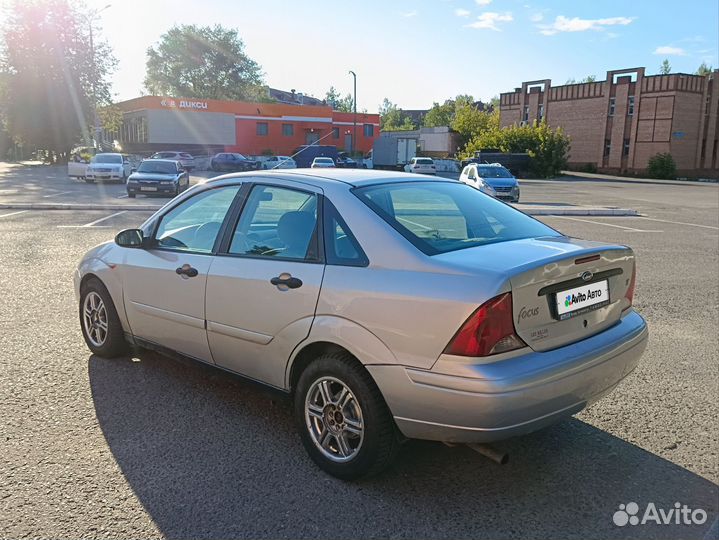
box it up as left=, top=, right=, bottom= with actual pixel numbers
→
left=294, top=352, right=400, bottom=480
left=79, top=277, right=129, bottom=358
left=128, top=193, right=136, bottom=198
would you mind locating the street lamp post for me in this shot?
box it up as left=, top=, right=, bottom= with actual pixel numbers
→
left=85, top=4, right=111, bottom=150
left=349, top=70, right=356, bottom=156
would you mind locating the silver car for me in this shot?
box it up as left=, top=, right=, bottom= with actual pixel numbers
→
left=75, top=170, right=648, bottom=479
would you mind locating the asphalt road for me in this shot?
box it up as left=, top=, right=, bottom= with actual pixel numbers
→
left=0, top=164, right=717, bottom=539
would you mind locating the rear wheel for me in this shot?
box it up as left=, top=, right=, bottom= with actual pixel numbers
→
left=294, top=352, right=400, bottom=479
left=79, top=277, right=128, bottom=358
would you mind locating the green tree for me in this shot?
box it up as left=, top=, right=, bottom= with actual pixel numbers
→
left=659, top=59, right=672, bottom=74
left=423, top=100, right=454, bottom=127
left=696, top=62, right=713, bottom=76
left=0, top=0, right=116, bottom=158
left=144, top=24, right=266, bottom=101
left=462, top=121, right=570, bottom=178
left=451, top=105, right=498, bottom=148
left=378, top=98, right=415, bottom=131
left=324, top=86, right=354, bottom=112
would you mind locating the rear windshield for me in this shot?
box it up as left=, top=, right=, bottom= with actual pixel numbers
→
left=354, top=181, right=559, bottom=255
left=92, top=154, right=121, bottom=164
left=315, top=158, right=333, bottom=163
left=415, top=158, right=434, bottom=165
left=478, top=166, right=512, bottom=178
left=138, top=161, right=177, bottom=174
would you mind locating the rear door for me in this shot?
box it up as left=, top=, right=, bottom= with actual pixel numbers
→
left=205, top=180, right=325, bottom=388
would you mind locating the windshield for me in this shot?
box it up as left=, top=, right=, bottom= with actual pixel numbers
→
left=137, top=161, right=177, bottom=174
left=355, top=181, right=559, bottom=255
left=91, top=154, right=122, bottom=164
left=477, top=166, right=513, bottom=178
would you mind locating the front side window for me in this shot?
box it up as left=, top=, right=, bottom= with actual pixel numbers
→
left=229, top=185, right=319, bottom=261
left=256, top=122, right=269, bottom=136
left=154, top=186, right=240, bottom=253
left=355, top=182, right=559, bottom=255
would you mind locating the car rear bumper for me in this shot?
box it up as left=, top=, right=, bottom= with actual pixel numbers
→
left=367, top=309, right=648, bottom=443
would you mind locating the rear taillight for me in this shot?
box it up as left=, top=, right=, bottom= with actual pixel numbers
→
left=444, top=293, right=526, bottom=357
left=625, top=262, right=636, bottom=306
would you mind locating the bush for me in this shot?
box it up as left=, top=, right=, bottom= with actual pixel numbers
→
left=647, top=153, right=676, bottom=179
left=579, top=163, right=597, bottom=173
left=461, top=121, right=570, bottom=178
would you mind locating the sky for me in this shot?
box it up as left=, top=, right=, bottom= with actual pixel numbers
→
left=29, top=0, right=719, bottom=111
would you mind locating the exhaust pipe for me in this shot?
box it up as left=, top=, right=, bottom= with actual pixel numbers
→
left=467, top=443, right=509, bottom=465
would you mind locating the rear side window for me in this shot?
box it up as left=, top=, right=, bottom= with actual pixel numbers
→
left=323, top=201, right=368, bottom=267
left=355, top=181, right=559, bottom=255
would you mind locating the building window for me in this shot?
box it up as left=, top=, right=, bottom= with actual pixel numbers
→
left=604, top=139, right=611, bottom=157
left=538, top=104, right=544, bottom=122
left=256, top=122, right=268, bottom=136
left=623, top=138, right=630, bottom=156
left=608, top=97, right=616, bottom=116
left=282, top=123, right=293, bottom=136
left=628, top=96, right=635, bottom=116
left=522, top=106, right=529, bottom=122
left=332, top=127, right=340, bottom=139
left=363, top=124, right=374, bottom=137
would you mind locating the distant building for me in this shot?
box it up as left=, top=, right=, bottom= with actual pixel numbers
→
left=267, top=87, right=325, bottom=107
left=378, top=126, right=460, bottom=157
left=111, top=96, right=379, bottom=156
left=500, top=67, right=719, bottom=176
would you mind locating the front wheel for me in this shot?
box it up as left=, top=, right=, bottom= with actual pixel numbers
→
left=79, top=277, right=129, bottom=358
left=294, top=352, right=400, bottom=479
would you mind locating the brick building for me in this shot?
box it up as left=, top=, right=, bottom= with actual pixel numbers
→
left=500, top=67, right=719, bottom=176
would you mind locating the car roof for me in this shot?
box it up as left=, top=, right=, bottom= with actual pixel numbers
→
left=205, top=168, right=457, bottom=188
left=141, top=159, right=179, bottom=165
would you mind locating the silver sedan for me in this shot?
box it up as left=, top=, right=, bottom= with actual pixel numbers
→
left=75, top=170, right=648, bottom=479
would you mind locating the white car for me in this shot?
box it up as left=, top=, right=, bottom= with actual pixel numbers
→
left=263, top=156, right=297, bottom=169
left=459, top=164, right=498, bottom=197
left=84, top=153, right=133, bottom=184
left=405, top=157, right=436, bottom=175
left=150, top=151, right=196, bottom=171
left=311, top=157, right=336, bottom=168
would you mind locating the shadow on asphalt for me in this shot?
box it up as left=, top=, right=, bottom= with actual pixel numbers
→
left=88, top=351, right=718, bottom=540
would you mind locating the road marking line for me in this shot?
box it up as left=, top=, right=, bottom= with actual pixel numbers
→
left=551, top=216, right=663, bottom=233
left=0, top=210, right=28, bottom=218
left=81, top=210, right=127, bottom=227
left=42, top=190, right=73, bottom=198
left=637, top=216, right=719, bottom=230
left=116, top=193, right=128, bottom=199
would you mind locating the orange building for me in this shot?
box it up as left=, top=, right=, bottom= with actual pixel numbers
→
left=113, top=96, right=380, bottom=156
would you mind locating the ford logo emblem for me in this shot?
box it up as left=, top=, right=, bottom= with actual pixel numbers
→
left=581, top=271, right=593, bottom=282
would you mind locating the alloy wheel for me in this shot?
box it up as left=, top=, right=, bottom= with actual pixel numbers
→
left=82, top=291, right=108, bottom=347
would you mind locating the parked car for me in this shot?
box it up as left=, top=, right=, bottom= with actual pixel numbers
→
left=76, top=170, right=647, bottom=480
left=262, top=156, right=297, bottom=169
left=336, top=152, right=358, bottom=168
left=210, top=153, right=260, bottom=172
left=459, top=164, right=498, bottom=198
left=311, top=157, right=336, bottom=168
left=405, top=157, right=436, bottom=175
left=126, top=159, right=190, bottom=198
left=464, top=163, right=520, bottom=203
left=150, top=151, right=196, bottom=171
left=292, top=145, right=339, bottom=168
left=84, top=153, right=133, bottom=183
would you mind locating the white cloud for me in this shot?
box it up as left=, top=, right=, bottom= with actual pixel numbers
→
left=538, top=15, right=634, bottom=36
left=455, top=8, right=471, bottom=17
left=653, top=45, right=687, bottom=56
left=401, top=10, right=418, bottom=18
left=530, top=12, right=543, bottom=22
left=466, top=11, right=513, bottom=31
left=475, top=0, right=492, bottom=5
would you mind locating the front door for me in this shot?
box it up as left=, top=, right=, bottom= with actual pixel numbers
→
left=122, top=185, right=242, bottom=362
left=206, top=182, right=325, bottom=388
left=305, top=131, right=320, bottom=145
left=344, top=134, right=353, bottom=153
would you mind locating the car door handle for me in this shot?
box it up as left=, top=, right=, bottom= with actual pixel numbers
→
left=176, top=264, right=198, bottom=278
left=270, top=274, right=303, bottom=289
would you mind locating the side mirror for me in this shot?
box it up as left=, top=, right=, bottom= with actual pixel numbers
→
left=115, top=228, right=145, bottom=248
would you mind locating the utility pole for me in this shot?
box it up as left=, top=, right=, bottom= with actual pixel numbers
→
left=349, top=70, right=357, bottom=156
left=86, top=4, right=111, bottom=150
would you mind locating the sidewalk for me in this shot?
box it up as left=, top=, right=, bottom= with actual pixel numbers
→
left=558, top=170, right=718, bottom=187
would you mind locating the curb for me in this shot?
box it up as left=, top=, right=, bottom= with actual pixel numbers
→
left=558, top=172, right=718, bottom=187
left=0, top=202, right=639, bottom=217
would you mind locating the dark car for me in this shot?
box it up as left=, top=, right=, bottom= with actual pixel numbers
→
left=210, top=152, right=260, bottom=172
left=336, top=152, right=358, bottom=168
left=126, top=159, right=190, bottom=198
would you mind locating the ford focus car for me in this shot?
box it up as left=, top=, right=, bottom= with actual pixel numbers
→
left=126, top=159, right=190, bottom=198
left=75, top=170, right=648, bottom=479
